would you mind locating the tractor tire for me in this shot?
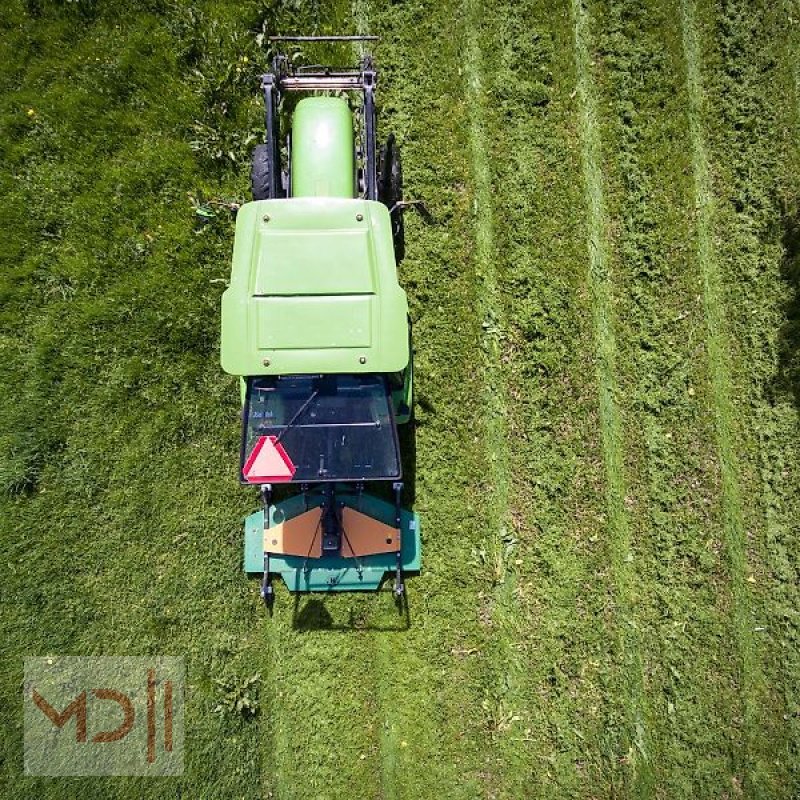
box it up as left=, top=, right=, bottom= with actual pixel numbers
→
left=251, top=144, right=272, bottom=201
left=379, top=134, right=405, bottom=263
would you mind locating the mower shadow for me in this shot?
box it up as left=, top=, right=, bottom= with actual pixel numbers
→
left=398, top=414, right=417, bottom=507
left=291, top=591, right=411, bottom=632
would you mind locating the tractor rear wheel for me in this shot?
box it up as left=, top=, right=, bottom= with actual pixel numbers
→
left=379, top=134, right=405, bottom=263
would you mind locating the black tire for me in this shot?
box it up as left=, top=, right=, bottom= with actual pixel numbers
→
left=379, top=134, right=405, bottom=263
left=251, top=144, right=271, bottom=201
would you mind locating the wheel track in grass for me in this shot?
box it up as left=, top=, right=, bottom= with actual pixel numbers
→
left=570, top=0, right=654, bottom=794
left=461, top=3, right=532, bottom=793
left=463, top=0, right=511, bottom=520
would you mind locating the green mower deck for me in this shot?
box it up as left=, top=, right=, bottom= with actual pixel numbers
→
left=244, top=489, right=421, bottom=592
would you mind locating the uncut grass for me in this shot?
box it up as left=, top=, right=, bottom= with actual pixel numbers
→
left=590, top=0, right=741, bottom=793
left=692, top=0, right=800, bottom=791
left=0, top=2, right=495, bottom=797
left=0, top=3, right=278, bottom=798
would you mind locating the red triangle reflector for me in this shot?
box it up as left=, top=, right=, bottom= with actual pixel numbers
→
left=242, top=436, right=296, bottom=483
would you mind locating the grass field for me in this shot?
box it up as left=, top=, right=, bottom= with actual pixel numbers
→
left=1, top=0, right=798, bottom=797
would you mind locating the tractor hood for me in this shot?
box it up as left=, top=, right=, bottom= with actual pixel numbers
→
left=221, top=198, right=409, bottom=377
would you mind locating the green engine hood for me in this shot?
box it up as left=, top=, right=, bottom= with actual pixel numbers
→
left=221, top=198, right=409, bottom=377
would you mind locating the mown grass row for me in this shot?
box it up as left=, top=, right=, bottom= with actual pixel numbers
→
left=692, top=0, right=800, bottom=792
left=590, top=0, right=741, bottom=793
left=470, top=0, right=631, bottom=795
left=595, top=3, right=764, bottom=795
left=255, top=0, right=504, bottom=796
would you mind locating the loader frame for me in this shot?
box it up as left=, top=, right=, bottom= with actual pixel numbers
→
left=260, top=36, right=380, bottom=201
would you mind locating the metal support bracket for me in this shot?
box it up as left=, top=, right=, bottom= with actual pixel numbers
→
left=392, top=481, right=404, bottom=596
left=390, top=199, right=433, bottom=223
left=260, top=484, right=274, bottom=607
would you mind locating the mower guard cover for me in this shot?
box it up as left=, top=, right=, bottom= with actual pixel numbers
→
left=244, top=488, right=421, bottom=592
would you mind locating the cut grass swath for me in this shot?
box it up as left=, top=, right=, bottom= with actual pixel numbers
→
left=571, top=0, right=654, bottom=794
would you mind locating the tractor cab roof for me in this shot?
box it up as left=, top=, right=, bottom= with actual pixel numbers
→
left=221, top=197, right=409, bottom=377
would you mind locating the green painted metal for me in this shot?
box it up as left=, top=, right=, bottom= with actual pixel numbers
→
left=391, top=363, right=413, bottom=424
left=391, top=327, right=413, bottom=424
left=243, top=489, right=421, bottom=591
left=228, top=85, right=420, bottom=597
left=220, top=198, right=409, bottom=376
left=290, top=97, right=355, bottom=199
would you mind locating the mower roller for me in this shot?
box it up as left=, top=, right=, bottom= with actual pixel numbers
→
left=220, top=37, right=420, bottom=606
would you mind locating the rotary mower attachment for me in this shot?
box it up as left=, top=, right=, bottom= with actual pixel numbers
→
left=220, top=37, right=420, bottom=607
left=247, top=482, right=420, bottom=605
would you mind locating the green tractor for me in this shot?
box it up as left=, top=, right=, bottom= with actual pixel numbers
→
left=220, top=37, right=420, bottom=607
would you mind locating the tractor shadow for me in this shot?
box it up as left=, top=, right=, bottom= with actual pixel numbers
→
left=291, top=591, right=411, bottom=632
left=775, top=196, right=800, bottom=408
left=398, top=413, right=417, bottom=507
